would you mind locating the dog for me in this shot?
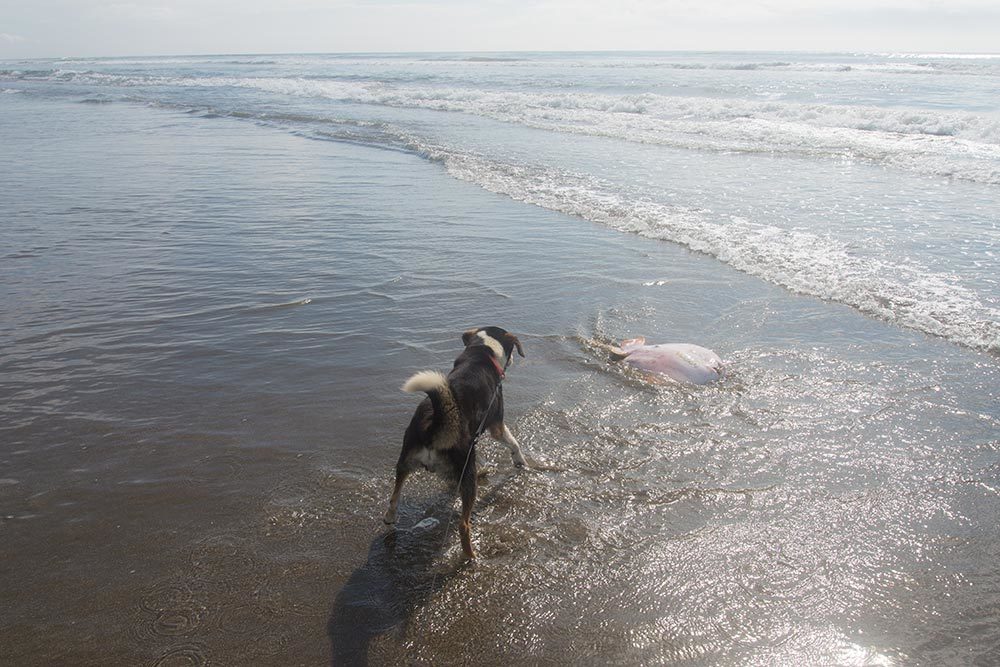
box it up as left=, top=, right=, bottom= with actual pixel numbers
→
left=383, top=326, right=526, bottom=558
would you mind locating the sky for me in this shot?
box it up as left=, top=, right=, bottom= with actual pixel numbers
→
left=1, top=0, right=999, bottom=59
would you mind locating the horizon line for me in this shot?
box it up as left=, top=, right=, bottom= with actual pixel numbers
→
left=7, top=48, right=1000, bottom=61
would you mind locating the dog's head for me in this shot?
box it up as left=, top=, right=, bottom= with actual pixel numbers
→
left=461, top=326, right=525, bottom=363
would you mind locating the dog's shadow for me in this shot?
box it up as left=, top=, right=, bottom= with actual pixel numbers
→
left=327, top=497, right=465, bottom=666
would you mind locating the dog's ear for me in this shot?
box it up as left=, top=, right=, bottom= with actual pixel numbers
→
left=504, top=333, right=525, bottom=358
left=462, top=328, right=479, bottom=346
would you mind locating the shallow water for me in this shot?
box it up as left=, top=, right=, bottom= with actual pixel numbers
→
left=1, top=55, right=999, bottom=665
left=4, top=51, right=999, bottom=353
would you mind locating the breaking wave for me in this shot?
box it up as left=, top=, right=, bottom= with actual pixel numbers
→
left=227, top=77, right=1000, bottom=184
left=407, top=142, right=999, bottom=354
left=7, top=68, right=996, bottom=184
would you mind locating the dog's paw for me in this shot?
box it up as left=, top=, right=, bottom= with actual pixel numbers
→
left=512, top=453, right=527, bottom=469
left=383, top=509, right=397, bottom=525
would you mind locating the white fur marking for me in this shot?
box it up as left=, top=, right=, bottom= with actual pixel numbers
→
left=402, top=370, right=448, bottom=394
left=477, top=330, right=505, bottom=361
left=413, top=448, right=446, bottom=473
left=498, top=424, right=527, bottom=467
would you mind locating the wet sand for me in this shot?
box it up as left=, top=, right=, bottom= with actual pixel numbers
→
left=2, top=95, right=999, bottom=665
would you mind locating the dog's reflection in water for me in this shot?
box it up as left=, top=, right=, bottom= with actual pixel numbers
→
left=328, top=504, right=460, bottom=666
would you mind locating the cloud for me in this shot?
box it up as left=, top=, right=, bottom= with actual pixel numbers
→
left=1, top=32, right=27, bottom=43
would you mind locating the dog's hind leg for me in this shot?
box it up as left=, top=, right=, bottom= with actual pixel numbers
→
left=458, top=451, right=477, bottom=558
left=384, top=461, right=412, bottom=526
left=489, top=423, right=527, bottom=468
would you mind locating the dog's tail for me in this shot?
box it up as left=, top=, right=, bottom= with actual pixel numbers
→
left=402, top=371, right=461, bottom=449
left=402, top=370, right=448, bottom=395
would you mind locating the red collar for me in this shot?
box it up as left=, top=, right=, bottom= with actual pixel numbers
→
left=489, top=355, right=506, bottom=379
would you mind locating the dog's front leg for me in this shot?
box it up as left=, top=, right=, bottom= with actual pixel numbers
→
left=458, top=449, right=477, bottom=558
left=489, top=423, right=527, bottom=468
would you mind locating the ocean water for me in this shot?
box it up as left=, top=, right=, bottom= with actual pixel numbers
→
left=1, top=52, right=999, bottom=665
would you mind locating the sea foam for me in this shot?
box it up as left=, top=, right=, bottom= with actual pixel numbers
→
left=411, top=142, right=1000, bottom=353
left=6, top=67, right=1000, bottom=184
left=197, top=76, right=1000, bottom=185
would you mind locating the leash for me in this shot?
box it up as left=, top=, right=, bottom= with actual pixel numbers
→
left=428, top=350, right=512, bottom=584
left=466, top=349, right=512, bottom=461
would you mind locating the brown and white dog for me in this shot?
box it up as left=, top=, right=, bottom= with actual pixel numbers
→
left=383, top=326, right=526, bottom=558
